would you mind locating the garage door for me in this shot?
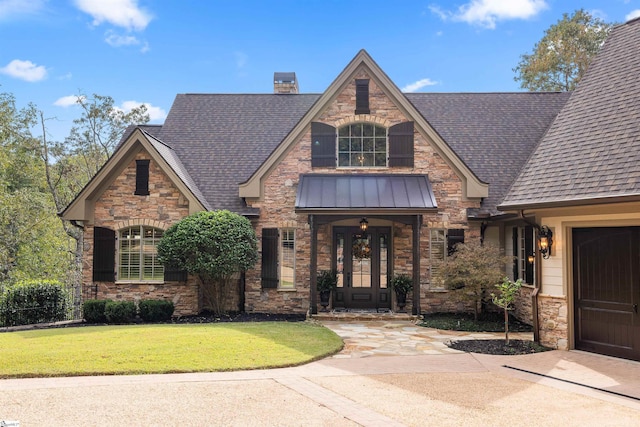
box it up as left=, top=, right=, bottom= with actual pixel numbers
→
left=573, top=227, right=640, bottom=361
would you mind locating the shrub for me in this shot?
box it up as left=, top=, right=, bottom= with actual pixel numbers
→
left=139, top=299, right=175, bottom=322
left=0, top=280, right=68, bottom=326
left=82, top=299, right=111, bottom=323
left=104, top=300, right=137, bottom=324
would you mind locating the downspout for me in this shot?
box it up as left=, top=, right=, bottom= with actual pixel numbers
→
left=519, top=210, right=541, bottom=343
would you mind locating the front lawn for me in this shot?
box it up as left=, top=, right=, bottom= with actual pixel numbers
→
left=0, top=322, right=343, bottom=378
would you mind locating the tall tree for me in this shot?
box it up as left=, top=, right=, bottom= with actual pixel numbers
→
left=0, top=93, right=73, bottom=284
left=37, top=94, right=150, bottom=284
left=514, top=9, right=615, bottom=92
left=64, top=94, right=150, bottom=182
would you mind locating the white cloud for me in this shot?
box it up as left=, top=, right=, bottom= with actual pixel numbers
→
left=0, top=59, right=47, bottom=82
left=0, top=0, right=46, bottom=20
left=105, top=31, right=140, bottom=47
left=402, top=78, right=439, bottom=92
left=431, top=0, right=548, bottom=29
left=120, top=101, right=167, bottom=121
left=54, top=95, right=85, bottom=107
left=74, top=0, right=152, bottom=31
left=626, top=9, right=640, bottom=21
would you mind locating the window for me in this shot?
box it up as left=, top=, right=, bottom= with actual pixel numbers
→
left=338, top=123, right=387, bottom=167
left=261, top=228, right=296, bottom=289
left=429, top=228, right=464, bottom=288
left=280, top=229, right=295, bottom=289
left=512, top=226, right=534, bottom=284
left=118, top=226, right=164, bottom=281
left=135, top=160, right=150, bottom=196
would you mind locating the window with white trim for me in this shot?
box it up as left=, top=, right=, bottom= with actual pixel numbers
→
left=118, top=226, right=164, bottom=281
left=338, top=123, right=387, bottom=167
left=280, top=229, right=295, bottom=288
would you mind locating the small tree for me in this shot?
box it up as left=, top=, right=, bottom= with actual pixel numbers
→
left=491, top=277, right=523, bottom=345
left=435, top=240, right=513, bottom=321
left=157, top=210, right=258, bottom=316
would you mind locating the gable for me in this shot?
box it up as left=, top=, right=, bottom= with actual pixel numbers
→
left=61, top=128, right=207, bottom=223
left=239, top=50, right=488, bottom=202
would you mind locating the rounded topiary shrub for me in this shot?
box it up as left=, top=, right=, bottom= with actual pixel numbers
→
left=104, top=300, right=137, bottom=324
left=138, top=299, right=175, bottom=322
left=82, top=299, right=111, bottom=323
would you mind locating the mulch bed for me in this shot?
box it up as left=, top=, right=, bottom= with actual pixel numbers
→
left=172, top=312, right=307, bottom=323
left=447, top=339, right=552, bottom=355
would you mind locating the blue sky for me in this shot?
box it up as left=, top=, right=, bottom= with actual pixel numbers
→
left=1, top=0, right=639, bottom=142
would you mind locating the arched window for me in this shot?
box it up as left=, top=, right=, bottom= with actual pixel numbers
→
left=338, top=123, right=387, bottom=167
left=118, top=226, right=164, bottom=281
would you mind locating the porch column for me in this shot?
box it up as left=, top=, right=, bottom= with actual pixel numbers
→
left=412, top=214, right=422, bottom=315
left=309, top=214, right=318, bottom=315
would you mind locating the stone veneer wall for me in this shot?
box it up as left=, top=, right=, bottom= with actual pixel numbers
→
left=537, top=294, right=568, bottom=350
left=85, top=151, right=202, bottom=316
left=244, top=69, right=481, bottom=314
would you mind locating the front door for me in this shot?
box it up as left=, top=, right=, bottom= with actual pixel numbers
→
left=333, top=227, right=391, bottom=310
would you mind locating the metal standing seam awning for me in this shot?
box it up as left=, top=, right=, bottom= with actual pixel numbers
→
left=294, top=174, right=438, bottom=213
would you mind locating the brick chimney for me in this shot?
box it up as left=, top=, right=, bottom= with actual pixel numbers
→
left=274, top=72, right=298, bottom=94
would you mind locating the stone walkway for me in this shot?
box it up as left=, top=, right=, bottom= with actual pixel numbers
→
left=321, top=320, right=533, bottom=358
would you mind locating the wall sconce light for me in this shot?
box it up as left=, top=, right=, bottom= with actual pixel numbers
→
left=538, top=226, right=553, bottom=259
left=360, top=217, right=369, bottom=233
left=527, top=254, right=535, bottom=264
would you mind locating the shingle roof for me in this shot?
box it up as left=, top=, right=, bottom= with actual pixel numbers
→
left=156, top=93, right=321, bottom=214
left=151, top=91, right=568, bottom=216
left=141, top=129, right=211, bottom=210
left=407, top=92, right=570, bottom=215
left=501, top=18, right=640, bottom=209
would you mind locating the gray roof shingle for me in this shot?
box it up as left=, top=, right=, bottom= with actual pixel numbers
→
left=501, top=18, right=640, bottom=208
left=150, top=89, right=568, bottom=216
left=407, top=92, right=570, bottom=215
left=156, top=93, right=321, bottom=214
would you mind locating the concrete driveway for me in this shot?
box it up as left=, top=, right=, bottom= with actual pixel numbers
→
left=1, top=320, right=640, bottom=426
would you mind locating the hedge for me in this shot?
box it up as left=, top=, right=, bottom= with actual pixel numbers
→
left=0, top=280, right=68, bottom=327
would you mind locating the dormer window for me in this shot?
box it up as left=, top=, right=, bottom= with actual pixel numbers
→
left=338, top=123, right=387, bottom=167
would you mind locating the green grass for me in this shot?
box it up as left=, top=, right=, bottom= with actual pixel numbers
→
left=0, top=322, right=343, bottom=378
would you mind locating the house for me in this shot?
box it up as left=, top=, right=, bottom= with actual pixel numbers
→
left=61, top=17, right=640, bottom=362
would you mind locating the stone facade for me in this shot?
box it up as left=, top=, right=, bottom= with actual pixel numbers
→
left=85, top=150, right=201, bottom=316
left=537, top=294, right=568, bottom=350
left=244, top=69, right=481, bottom=314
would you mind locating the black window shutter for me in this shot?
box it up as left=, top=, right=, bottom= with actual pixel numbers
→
left=135, top=159, right=150, bottom=195
left=388, top=121, right=414, bottom=167
left=512, top=227, right=519, bottom=280
left=93, top=227, right=115, bottom=282
left=311, top=122, right=336, bottom=168
left=355, top=79, right=370, bottom=115
left=164, top=263, right=188, bottom=282
left=261, top=228, right=279, bottom=289
left=447, top=229, right=465, bottom=256
left=524, top=226, right=534, bottom=284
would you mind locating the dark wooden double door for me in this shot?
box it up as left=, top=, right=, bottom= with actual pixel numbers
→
left=333, top=227, right=391, bottom=310
left=573, top=227, right=640, bottom=361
